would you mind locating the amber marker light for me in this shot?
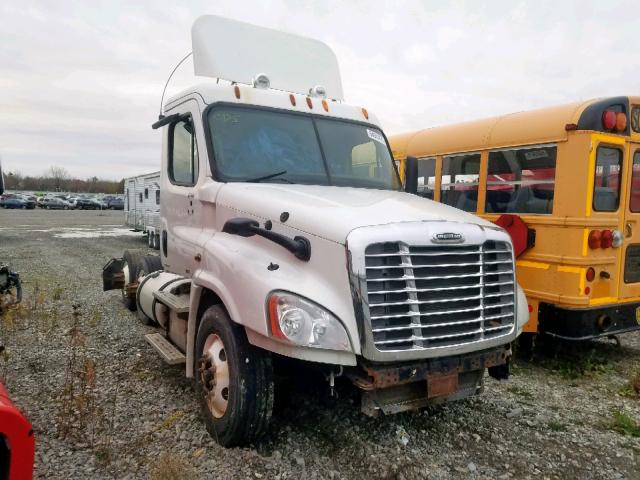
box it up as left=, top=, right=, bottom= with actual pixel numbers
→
left=289, top=94, right=296, bottom=106
left=306, top=97, right=313, bottom=109
left=322, top=99, right=329, bottom=112
left=362, top=108, right=369, bottom=119
left=234, top=85, right=241, bottom=99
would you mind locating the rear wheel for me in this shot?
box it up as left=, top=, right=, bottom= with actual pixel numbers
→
left=196, top=306, right=274, bottom=447
left=121, top=250, right=143, bottom=311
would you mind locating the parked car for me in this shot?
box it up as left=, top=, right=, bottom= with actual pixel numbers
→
left=42, top=197, right=70, bottom=210
left=0, top=194, right=35, bottom=209
left=108, top=197, right=124, bottom=210
left=76, top=198, right=103, bottom=210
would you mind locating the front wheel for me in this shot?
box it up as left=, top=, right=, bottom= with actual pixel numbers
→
left=196, top=306, right=274, bottom=447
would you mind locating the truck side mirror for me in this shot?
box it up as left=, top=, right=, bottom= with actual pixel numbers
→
left=404, top=156, right=418, bottom=195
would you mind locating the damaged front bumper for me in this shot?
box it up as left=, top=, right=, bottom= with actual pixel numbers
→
left=347, top=344, right=511, bottom=416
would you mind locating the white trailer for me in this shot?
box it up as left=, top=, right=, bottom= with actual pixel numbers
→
left=124, top=171, right=161, bottom=249
left=103, top=15, right=528, bottom=447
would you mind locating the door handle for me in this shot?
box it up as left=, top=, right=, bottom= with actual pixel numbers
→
left=626, top=222, right=633, bottom=238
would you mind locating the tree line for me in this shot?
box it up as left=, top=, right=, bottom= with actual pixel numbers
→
left=3, top=166, right=124, bottom=194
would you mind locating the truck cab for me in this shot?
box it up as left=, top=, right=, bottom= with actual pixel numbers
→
left=103, top=15, right=528, bottom=447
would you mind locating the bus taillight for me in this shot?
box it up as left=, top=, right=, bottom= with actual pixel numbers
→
left=616, top=112, right=627, bottom=131
left=601, top=229, right=613, bottom=248
left=588, top=229, right=616, bottom=249
left=586, top=267, right=596, bottom=282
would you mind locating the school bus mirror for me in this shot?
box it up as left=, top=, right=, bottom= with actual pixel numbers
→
left=404, top=156, right=418, bottom=195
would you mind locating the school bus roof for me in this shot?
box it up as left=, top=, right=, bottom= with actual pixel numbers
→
left=391, top=96, right=639, bottom=158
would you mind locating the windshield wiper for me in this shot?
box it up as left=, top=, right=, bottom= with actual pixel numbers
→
left=247, top=170, right=293, bottom=183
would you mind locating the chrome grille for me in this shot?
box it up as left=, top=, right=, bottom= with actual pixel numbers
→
left=364, top=241, right=515, bottom=352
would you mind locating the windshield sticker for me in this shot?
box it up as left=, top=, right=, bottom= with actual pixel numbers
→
left=524, top=149, right=548, bottom=161
left=367, top=129, right=385, bottom=145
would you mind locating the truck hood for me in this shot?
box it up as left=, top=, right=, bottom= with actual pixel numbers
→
left=216, top=183, right=495, bottom=244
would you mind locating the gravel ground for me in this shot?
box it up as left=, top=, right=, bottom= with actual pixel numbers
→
left=1, top=209, right=639, bottom=479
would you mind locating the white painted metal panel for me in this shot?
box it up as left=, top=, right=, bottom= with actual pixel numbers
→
left=191, top=15, right=343, bottom=100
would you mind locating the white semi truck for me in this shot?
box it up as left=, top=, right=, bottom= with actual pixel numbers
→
left=103, top=15, right=528, bottom=446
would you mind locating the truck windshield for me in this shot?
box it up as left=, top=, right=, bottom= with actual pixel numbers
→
left=208, top=106, right=401, bottom=190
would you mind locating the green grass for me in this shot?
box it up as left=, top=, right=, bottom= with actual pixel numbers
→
left=611, top=410, right=640, bottom=437
left=548, top=421, right=567, bottom=432
left=507, top=385, right=534, bottom=400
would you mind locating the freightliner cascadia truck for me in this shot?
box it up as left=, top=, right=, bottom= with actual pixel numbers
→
left=103, top=15, right=529, bottom=446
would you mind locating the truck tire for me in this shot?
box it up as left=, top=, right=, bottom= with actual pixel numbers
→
left=196, top=306, right=274, bottom=447
left=122, top=250, right=143, bottom=311
left=147, top=233, right=153, bottom=248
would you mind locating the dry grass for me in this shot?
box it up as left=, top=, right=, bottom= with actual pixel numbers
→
left=149, top=452, right=197, bottom=480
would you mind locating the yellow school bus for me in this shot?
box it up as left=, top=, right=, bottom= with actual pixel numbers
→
left=390, top=96, right=640, bottom=341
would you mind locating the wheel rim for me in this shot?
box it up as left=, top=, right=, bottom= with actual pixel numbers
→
left=199, top=334, right=229, bottom=418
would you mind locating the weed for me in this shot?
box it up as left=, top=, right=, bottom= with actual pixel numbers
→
left=610, top=410, right=640, bottom=437
left=548, top=421, right=567, bottom=432
left=56, top=304, right=102, bottom=444
left=149, top=452, right=197, bottom=480
left=507, top=385, right=533, bottom=400
left=52, top=286, right=64, bottom=301
left=629, top=369, right=640, bottom=397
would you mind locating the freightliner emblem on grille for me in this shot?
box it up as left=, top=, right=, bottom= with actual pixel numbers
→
left=432, top=232, right=464, bottom=243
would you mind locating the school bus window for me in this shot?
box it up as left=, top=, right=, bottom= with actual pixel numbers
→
left=631, top=106, right=640, bottom=133
left=417, top=157, right=436, bottom=199
left=593, top=146, right=622, bottom=212
left=441, top=153, right=480, bottom=212
left=485, top=146, right=557, bottom=215
left=630, top=151, right=640, bottom=212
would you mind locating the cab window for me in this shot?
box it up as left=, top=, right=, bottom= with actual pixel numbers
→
left=170, top=119, right=199, bottom=186
left=593, top=146, right=622, bottom=212
left=486, top=146, right=556, bottom=214
left=417, top=157, right=436, bottom=199
left=441, top=153, right=480, bottom=212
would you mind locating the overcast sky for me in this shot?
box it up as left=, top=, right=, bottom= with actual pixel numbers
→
left=1, top=0, right=639, bottom=180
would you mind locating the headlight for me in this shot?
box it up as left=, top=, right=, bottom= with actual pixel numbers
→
left=267, top=292, right=352, bottom=352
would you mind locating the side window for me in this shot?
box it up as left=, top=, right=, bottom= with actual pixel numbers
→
left=631, top=106, right=640, bottom=134
left=486, top=146, right=557, bottom=214
left=441, top=153, right=480, bottom=212
left=169, top=119, right=199, bottom=186
left=155, top=190, right=160, bottom=205
left=139, top=192, right=143, bottom=203
left=144, top=188, right=149, bottom=199
left=593, top=146, right=622, bottom=212
left=417, top=157, right=436, bottom=199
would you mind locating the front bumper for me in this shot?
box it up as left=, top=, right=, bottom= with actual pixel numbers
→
left=347, top=344, right=511, bottom=416
left=539, top=302, right=640, bottom=340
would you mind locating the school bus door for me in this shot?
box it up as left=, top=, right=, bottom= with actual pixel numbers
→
left=619, top=142, right=640, bottom=301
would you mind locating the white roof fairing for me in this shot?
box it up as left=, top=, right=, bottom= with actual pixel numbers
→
left=191, top=15, right=344, bottom=101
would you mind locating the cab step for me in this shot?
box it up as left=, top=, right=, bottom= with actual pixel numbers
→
left=145, top=333, right=186, bottom=365
left=153, top=290, right=190, bottom=313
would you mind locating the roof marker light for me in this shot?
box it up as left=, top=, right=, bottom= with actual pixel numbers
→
left=362, top=108, right=369, bottom=120
left=234, top=85, right=240, bottom=99
left=306, top=97, right=313, bottom=109
left=289, top=94, right=296, bottom=106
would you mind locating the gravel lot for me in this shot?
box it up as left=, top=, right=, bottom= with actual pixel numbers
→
left=1, top=209, right=639, bottom=479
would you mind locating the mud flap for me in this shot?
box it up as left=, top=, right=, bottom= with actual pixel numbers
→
left=102, top=258, right=125, bottom=291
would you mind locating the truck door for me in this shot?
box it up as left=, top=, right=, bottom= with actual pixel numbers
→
left=620, top=142, right=640, bottom=300
left=161, top=101, right=202, bottom=276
